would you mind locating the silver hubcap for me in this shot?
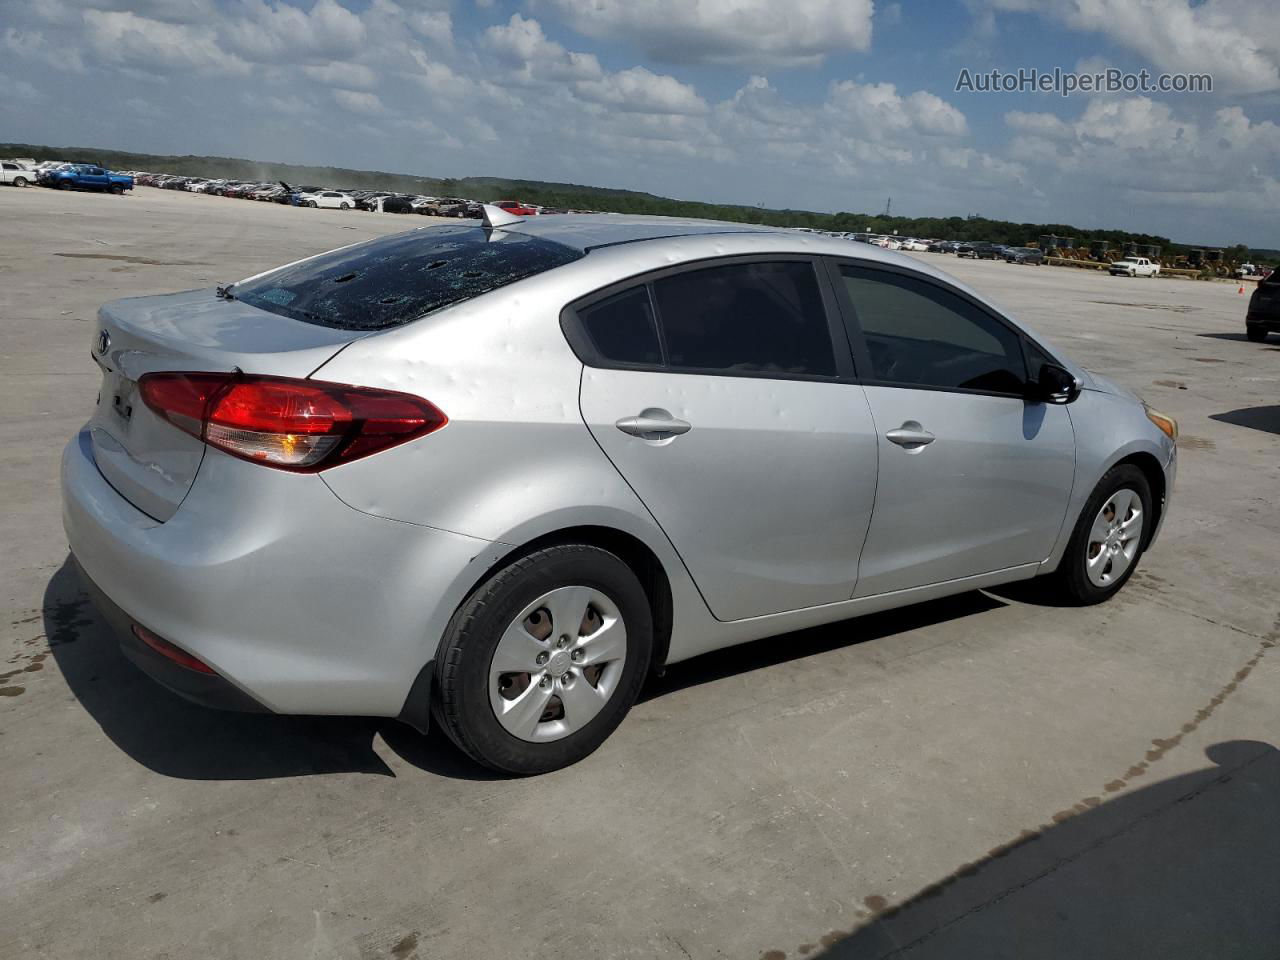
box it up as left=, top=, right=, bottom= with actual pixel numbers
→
left=488, top=586, right=627, bottom=743
left=1086, top=488, right=1143, bottom=587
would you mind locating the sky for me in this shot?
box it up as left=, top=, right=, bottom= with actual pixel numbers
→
left=1, top=0, right=1278, bottom=247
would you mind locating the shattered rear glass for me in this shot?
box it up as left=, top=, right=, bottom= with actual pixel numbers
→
left=232, top=225, right=584, bottom=331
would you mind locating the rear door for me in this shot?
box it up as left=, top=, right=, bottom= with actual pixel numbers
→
left=830, top=261, right=1076, bottom=596
left=573, top=257, right=879, bottom=621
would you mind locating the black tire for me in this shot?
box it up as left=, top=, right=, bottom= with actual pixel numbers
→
left=1044, top=464, right=1153, bottom=605
left=435, top=543, right=653, bottom=775
left=13, top=176, right=27, bottom=187
left=307, top=200, right=316, bottom=208
left=1246, top=325, right=1269, bottom=343
left=340, top=202, right=350, bottom=210
left=110, top=185, right=123, bottom=195
left=59, top=181, right=72, bottom=190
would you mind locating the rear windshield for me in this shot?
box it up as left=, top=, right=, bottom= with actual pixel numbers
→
left=232, top=225, right=583, bottom=330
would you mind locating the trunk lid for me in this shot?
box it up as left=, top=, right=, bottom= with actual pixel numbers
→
left=89, top=288, right=360, bottom=520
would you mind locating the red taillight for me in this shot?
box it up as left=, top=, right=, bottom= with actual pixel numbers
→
left=131, top=624, right=215, bottom=674
left=138, top=373, right=447, bottom=471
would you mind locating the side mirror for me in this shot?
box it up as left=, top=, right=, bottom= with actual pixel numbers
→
left=1030, top=363, right=1081, bottom=405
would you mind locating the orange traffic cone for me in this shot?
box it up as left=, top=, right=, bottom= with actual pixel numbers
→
left=1238, top=285, right=1245, bottom=294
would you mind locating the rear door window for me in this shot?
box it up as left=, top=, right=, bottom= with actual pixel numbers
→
left=577, top=288, right=662, bottom=366
left=651, top=261, right=837, bottom=376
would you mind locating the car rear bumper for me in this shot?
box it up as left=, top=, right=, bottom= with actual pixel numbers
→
left=74, top=558, right=269, bottom=713
left=61, top=426, right=504, bottom=717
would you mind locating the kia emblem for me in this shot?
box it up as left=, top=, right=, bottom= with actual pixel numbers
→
left=96, top=330, right=111, bottom=356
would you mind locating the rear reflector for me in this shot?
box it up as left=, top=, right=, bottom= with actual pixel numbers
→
left=138, top=373, right=446, bottom=471
left=131, top=624, right=216, bottom=674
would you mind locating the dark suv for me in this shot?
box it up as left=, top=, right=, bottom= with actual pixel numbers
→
left=1246, top=270, right=1280, bottom=342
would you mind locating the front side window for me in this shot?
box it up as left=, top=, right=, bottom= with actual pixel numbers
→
left=840, top=265, right=1026, bottom=394
left=651, top=261, right=837, bottom=376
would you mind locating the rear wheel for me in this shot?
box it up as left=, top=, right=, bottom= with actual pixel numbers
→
left=1246, top=325, right=1269, bottom=343
left=1045, top=465, right=1152, bottom=605
left=59, top=181, right=72, bottom=190
left=435, top=544, right=652, bottom=775
left=340, top=201, right=350, bottom=209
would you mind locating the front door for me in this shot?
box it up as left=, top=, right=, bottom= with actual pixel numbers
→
left=832, top=262, right=1076, bottom=596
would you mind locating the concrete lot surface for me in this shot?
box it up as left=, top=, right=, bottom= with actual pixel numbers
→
left=2, top=187, right=1278, bottom=959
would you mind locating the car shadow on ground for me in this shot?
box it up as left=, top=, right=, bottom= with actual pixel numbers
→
left=806, top=739, right=1280, bottom=960
left=1210, top=406, right=1280, bottom=437
left=1195, top=331, right=1253, bottom=342
left=43, top=558, right=500, bottom=781
left=45, top=558, right=1006, bottom=782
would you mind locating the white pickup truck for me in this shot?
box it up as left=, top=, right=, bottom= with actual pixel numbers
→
left=1110, top=256, right=1160, bottom=278
left=0, top=160, right=34, bottom=187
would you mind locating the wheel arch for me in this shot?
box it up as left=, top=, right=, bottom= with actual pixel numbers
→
left=464, top=524, right=675, bottom=680
left=1111, top=450, right=1167, bottom=547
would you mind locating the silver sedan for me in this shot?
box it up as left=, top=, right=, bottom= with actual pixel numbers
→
left=61, top=209, right=1177, bottom=773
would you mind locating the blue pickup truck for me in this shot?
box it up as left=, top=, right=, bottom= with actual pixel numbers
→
left=41, top=163, right=134, bottom=194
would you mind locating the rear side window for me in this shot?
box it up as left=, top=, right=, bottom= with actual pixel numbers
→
left=652, top=261, right=836, bottom=376
left=578, top=288, right=662, bottom=366
left=841, top=265, right=1026, bottom=394
left=232, top=226, right=583, bottom=330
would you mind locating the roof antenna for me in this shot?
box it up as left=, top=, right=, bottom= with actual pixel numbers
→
left=481, top=203, right=524, bottom=230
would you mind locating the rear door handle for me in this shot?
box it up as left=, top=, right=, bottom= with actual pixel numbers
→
left=616, top=412, right=692, bottom=439
left=886, top=422, right=935, bottom=449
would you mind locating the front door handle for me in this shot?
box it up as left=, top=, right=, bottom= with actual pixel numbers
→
left=886, top=421, right=935, bottom=449
left=616, top=411, right=692, bottom=439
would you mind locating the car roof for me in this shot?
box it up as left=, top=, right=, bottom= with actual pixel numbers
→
left=498, top=213, right=781, bottom=252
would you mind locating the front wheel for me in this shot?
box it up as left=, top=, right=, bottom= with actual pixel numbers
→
left=110, top=185, right=124, bottom=195
left=1247, top=325, right=1269, bottom=343
left=435, top=544, right=653, bottom=775
left=307, top=200, right=317, bottom=208
left=1044, top=465, right=1153, bottom=605
left=13, top=176, right=27, bottom=187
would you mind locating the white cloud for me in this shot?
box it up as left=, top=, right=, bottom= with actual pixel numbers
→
left=484, top=14, right=603, bottom=82
left=543, top=0, right=875, bottom=67
left=332, top=89, right=385, bottom=113
left=984, top=0, right=1280, bottom=94
left=220, top=0, right=365, bottom=64
left=303, top=62, right=378, bottom=90
left=827, top=81, right=969, bottom=139
left=1004, top=110, right=1074, bottom=139
left=82, top=10, right=249, bottom=76
left=575, top=66, right=708, bottom=115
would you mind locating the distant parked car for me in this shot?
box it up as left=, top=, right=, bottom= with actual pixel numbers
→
left=1004, top=247, right=1045, bottom=265
left=0, top=160, right=33, bottom=187
left=1246, top=268, right=1280, bottom=342
left=43, top=163, right=133, bottom=194
left=381, top=196, right=417, bottom=214
left=300, top=191, right=357, bottom=210
left=899, top=239, right=929, bottom=252
left=1110, top=257, right=1160, bottom=278
left=494, top=199, right=538, bottom=216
